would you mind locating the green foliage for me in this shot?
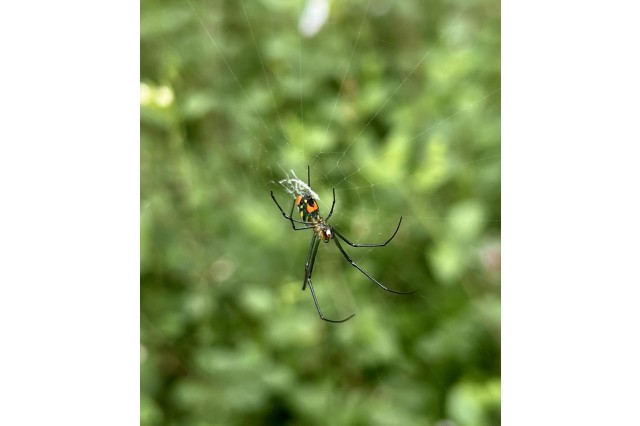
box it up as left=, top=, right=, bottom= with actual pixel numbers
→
left=141, top=0, right=500, bottom=424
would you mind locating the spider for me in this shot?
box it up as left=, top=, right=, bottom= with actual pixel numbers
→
left=270, top=166, right=414, bottom=323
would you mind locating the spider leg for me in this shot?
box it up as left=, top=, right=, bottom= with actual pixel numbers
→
left=325, top=188, right=337, bottom=221
left=303, top=235, right=355, bottom=323
left=302, top=235, right=320, bottom=290
left=270, top=191, right=314, bottom=230
left=306, top=278, right=355, bottom=323
left=333, top=237, right=415, bottom=294
left=333, top=216, right=403, bottom=247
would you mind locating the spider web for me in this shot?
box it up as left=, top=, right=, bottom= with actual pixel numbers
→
left=264, top=0, right=500, bottom=291
left=174, top=0, right=500, bottom=303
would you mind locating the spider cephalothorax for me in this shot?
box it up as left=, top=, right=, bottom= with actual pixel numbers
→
left=271, top=166, right=414, bottom=323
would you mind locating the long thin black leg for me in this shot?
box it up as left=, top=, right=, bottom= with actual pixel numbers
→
left=303, top=235, right=355, bottom=322
left=306, top=278, right=355, bottom=323
left=334, top=216, right=403, bottom=247
left=270, top=191, right=314, bottom=230
left=325, top=188, right=337, bottom=221
left=289, top=194, right=296, bottom=221
left=307, top=165, right=310, bottom=187
left=333, top=237, right=415, bottom=294
left=302, top=236, right=320, bottom=290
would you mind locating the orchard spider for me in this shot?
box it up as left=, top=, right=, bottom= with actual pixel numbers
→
left=271, top=166, right=414, bottom=323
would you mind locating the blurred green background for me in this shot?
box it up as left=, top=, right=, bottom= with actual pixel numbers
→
left=141, top=0, right=500, bottom=425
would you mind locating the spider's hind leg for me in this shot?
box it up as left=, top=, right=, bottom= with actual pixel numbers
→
left=333, top=237, right=416, bottom=295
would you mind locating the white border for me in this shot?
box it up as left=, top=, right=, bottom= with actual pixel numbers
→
left=0, top=1, right=139, bottom=424
left=503, top=0, right=640, bottom=423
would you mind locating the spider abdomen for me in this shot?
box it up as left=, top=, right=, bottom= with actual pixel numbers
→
left=295, top=194, right=320, bottom=222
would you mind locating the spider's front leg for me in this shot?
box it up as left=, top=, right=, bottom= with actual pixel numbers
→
left=270, top=191, right=314, bottom=231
